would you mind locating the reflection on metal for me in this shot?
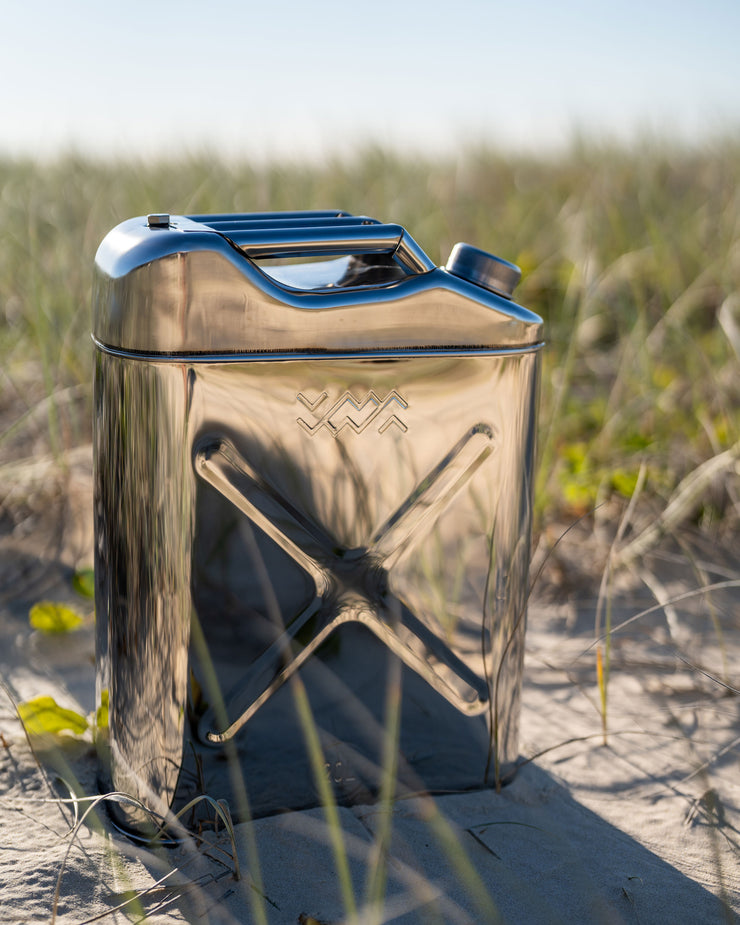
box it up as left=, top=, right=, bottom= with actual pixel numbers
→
left=445, top=242, right=522, bottom=298
left=195, top=422, right=495, bottom=743
left=93, top=211, right=543, bottom=836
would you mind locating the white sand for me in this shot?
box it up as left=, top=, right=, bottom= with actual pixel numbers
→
left=1, top=448, right=738, bottom=923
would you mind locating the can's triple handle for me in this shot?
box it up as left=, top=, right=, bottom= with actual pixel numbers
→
left=223, top=222, right=435, bottom=274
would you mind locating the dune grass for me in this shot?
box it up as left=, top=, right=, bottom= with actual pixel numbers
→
left=1, top=139, right=739, bottom=920
left=1, top=140, right=738, bottom=529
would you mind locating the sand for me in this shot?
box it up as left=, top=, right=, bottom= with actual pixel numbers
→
left=1, top=445, right=738, bottom=923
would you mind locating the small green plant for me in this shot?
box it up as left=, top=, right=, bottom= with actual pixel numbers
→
left=17, top=694, right=88, bottom=738
left=19, top=568, right=96, bottom=740
left=71, top=567, right=95, bottom=599
left=29, top=601, right=84, bottom=634
left=27, top=567, right=94, bottom=635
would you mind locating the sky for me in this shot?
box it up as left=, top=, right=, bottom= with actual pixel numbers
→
left=2, top=0, right=739, bottom=161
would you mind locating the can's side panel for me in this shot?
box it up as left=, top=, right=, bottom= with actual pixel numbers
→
left=485, top=348, right=540, bottom=776
left=94, top=353, right=194, bottom=833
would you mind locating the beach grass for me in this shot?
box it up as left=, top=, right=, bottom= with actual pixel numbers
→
left=1, top=139, right=739, bottom=921
left=1, top=140, right=738, bottom=529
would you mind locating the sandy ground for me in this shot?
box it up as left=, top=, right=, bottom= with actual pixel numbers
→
left=1, top=444, right=738, bottom=923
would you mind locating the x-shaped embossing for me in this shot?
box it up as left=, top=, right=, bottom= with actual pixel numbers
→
left=194, top=423, right=495, bottom=743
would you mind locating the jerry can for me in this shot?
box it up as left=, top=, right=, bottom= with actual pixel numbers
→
left=93, top=211, right=543, bottom=834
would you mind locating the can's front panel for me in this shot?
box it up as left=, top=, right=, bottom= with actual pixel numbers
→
left=95, top=348, right=539, bottom=827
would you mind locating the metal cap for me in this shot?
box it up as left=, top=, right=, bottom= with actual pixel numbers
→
left=445, top=243, right=521, bottom=298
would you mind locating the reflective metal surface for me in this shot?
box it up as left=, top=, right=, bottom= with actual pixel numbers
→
left=445, top=242, right=522, bottom=298
left=93, top=212, right=541, bottom=355
left=94, top=354, right=194, bottom=831
left=93, top=211, right=542, bottom=835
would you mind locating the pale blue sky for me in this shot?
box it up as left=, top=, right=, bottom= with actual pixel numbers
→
left=2, top=0, right=739, bottom=160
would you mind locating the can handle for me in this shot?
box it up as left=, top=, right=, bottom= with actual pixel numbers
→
left=225, top=222, right=434, bottom=274
left=185, top=212, right=434, bottom=275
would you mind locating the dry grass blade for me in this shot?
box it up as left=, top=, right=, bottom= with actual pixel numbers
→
left=583, top=580, right=740, bottom=655
left=291, top=673, right=359, bottom=925
left=47, top=790, right=245, bottom=924
left=613, top=440, right=740, bottom=570
left=363, top=646, right=403, bottom=923
left=593, top=460, right=647, bottom=743
left=718, top=293, right=740, bottom=360
left=1, top=143, right=738, bottom=921
left=636, top=566, right=687, bottom=644
left=49, top=791, right=162, bottom=924
left=671, top=653, right=740, bottom=696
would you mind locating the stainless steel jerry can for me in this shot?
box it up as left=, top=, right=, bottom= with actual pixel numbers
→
left=93, top=211, right=543, bottom=835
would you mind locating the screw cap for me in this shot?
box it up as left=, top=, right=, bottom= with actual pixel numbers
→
left=445, top=243, right=521, bottom=298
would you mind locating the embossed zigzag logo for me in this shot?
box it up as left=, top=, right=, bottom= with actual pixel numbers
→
left=296, top=390, right=408, bottom=436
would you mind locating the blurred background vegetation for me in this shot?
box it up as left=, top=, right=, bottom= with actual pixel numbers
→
left=1, top=141, right=738, bottom=545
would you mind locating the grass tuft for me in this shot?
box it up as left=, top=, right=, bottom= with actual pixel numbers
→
left=1, top=138, right=738, bottom=922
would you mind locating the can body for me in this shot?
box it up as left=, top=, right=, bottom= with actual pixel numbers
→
left=93, top=212, right=542, bottom=834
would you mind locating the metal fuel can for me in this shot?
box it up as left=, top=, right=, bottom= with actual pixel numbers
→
left=92, top=211, right=543, bottom=834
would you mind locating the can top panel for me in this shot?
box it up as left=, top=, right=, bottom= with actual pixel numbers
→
left=93, top=211, right=543, bottom=355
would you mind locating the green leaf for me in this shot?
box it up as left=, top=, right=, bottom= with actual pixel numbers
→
left=72, top=568, right=95, bottom=600
left=96, top=689, right=109, bottom=730
left=17, top=695, right=89, bottom=737
left=29, top=602, right=84, bottom=634
left=611, top=468, right=640, bottom=498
